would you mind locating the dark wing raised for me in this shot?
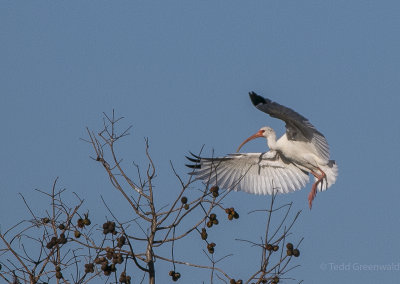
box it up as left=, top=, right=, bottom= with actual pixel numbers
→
left=186, top=152, right=309, bottom=195
left=249, top=92, right=330, bottom=161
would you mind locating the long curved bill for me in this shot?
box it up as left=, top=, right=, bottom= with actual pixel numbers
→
left=236, top=130, right=265, bottom=152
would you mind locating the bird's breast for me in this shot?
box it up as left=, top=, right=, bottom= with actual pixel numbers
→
left=277, top=138, right=321, bottom=170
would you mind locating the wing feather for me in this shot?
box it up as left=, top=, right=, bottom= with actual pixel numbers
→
left=187, top=152, right=309, bottom=195
left=249, top=92, right=330, bottom=161
left=280, top=168, right=294, bottom=192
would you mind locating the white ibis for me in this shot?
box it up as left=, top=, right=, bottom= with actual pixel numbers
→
left=187, top=92, right=338, bottom=209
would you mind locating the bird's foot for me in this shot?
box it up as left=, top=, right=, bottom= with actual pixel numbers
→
left=308, top=169, right=327, bottom=209
left=308, top=183, right=317, bottom=210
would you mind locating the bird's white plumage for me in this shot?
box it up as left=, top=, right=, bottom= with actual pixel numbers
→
left=250, top=93, right=331, bottom=161
left=190, top=152, right=310, bottom=195
left=314, top=160, right=338, bottom=191
left=187, top=92, right=338, bottom=208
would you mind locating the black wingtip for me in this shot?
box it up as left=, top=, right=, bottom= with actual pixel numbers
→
left=185, top=164, right=201, bottom=169
left=189, top=151, right=201, bottom=159
left=185, top=155, right=199, bottom=163
left=249, top=91, right=266, bottom=106
left=185, top=152, right=202, bottom=169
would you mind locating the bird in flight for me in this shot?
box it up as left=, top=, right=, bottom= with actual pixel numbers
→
left=187, top=92, right=338, bottom=209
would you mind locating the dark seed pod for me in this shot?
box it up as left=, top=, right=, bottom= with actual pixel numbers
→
left=181, top=196, right=188, bottom=204
left=206, top=221, right=213, bottom=228
left=83, top=218, right=91, bottom=226
left=212, top=191, right=219, bottom=197
left=58, top=224, right=65, bottom=230
left=169, top=270, right=174, bottom=276
left=117, top=236, right=126, bottom=248
left=74, top=230, right=81, bottom=238
left=110, top=264, right=116, bottom=272
left=286, top=243, right=293, bottom=250
left=55, top=266, right=61, bottom=272
left=293, top=249, right=300, bottom=257
left=233, top=212, right=239, bottom=219
left=101, top=263, right=108, bottom=271
left=237, top=280, right=243, bottom=284
left=119, top=271, right=127, bottom=283
left=42, top=217, right=50, bottom=224
left=77, top=218, right=85, bottom=228
left=94, top=257, right=105, bottom=264
left=46, top=237, right=57, bottom=249
left=55, top=271, right=63, bottom=279
left=210, top=213, right=216, bottom=220
left=201, top=228, right=208, bottom=240
left=210, top=185, right=219, bottom=192
left=183, top=204, right=189, bottom=210
left=207, top=243, right=215, bottom=254
left=273, top=276, right=279, bottom=283
left=86, top=263, right=94, bottom=273
left=58, top=234, right=67, bottom=244
left=230, top=280, right=236, bottom=284
left=228, top=214, right=234, bottom=220
left=266, top=244, right=273, bottom=251
left=273, top=245, right=279, bottom=251
left=120, top=271, right=130, bottom=283
left=103, top=221, right=116, bottom=234
left=287, top=249, right=293, bottom=256
left=212, top=219, right=219, bottom=225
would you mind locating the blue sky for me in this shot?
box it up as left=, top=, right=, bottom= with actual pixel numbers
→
left=1, top=1, right=400, bottom=283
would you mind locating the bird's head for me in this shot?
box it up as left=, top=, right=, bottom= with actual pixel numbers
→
left=236, top=126, right=275, bottom=152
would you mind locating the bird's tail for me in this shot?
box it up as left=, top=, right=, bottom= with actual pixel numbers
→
left=316, top=160, right=338, bottom=191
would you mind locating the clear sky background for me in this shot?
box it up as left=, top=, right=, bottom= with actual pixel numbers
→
left=1, top=1, right=400, bottom=283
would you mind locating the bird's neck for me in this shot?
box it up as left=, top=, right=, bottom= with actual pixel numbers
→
left=266, top=133, right=278, bottom=150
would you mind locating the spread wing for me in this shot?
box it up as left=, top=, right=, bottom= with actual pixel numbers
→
left=249, top=92, right=330, bottom=161
left=187, top=152, right=309, bottom=195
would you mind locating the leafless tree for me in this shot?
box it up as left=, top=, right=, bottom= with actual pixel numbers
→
left=0, top=112, right=303, bottom=284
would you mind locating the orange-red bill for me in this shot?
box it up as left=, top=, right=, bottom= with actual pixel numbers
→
left=236, top=130, right=265, bottom=152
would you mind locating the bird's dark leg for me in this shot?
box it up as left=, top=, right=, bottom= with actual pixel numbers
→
left=308, top=169, right=326, bottom=209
